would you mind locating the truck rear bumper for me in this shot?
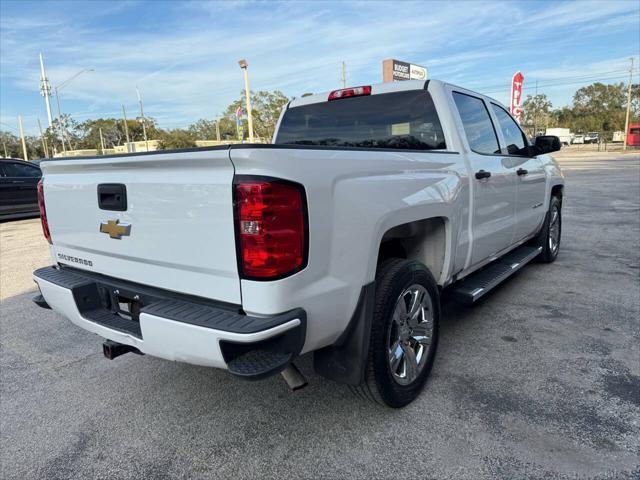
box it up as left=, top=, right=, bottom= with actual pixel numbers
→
left=33, top=266, right=305, bottom=377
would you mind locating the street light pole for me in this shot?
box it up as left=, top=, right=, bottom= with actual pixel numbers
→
left=136, top=87, right=149, bottom=151
left=238, top=59, right=254, bottom=143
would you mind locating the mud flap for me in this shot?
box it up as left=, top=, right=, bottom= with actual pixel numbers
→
left=313, top=281, right=375, bottom=385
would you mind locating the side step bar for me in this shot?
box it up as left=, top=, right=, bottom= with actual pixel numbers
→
left=451, top=245, right=542, bottom=304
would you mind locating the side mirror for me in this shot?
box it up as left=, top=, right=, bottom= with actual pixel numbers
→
left=534, top=135, right=561, bottom=155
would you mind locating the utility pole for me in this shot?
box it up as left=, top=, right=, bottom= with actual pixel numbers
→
left=238, top=59, right=254, bottom=143
left=136, top=87, right=149, bottom=151
left=2, top=141, right=8, bottom=158
left=533, top=80, right=538, bottom=137
left=215, top=120, right=220, bottom=142
left=99, top=127, right=106, bottom=153
left=18, top=115, right=28, bottom=161
left=37, top=118, right=49, bottom=158
left=39, top=53, right=54, bottom=128
left=623, top=57, right=634, bottom=151
left=341, top=61, right=347, bottom=88
left=122, top=104, right=130, bottom=145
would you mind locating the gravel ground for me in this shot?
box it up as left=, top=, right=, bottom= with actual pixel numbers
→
left=1, top=151, right=639, bottom=479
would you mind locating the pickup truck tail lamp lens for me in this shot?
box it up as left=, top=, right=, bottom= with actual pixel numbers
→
left=328, top=85, right=371, bottom=101
left=234, top=177, right=308, bottom=280
left=37, top=179, right=52, bottom=244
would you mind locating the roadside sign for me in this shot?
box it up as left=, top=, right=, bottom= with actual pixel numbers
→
left=511, top=71, right=524, bottom=123
left=383, top=59, right=428, bottom=82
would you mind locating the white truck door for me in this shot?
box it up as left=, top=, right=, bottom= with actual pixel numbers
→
left=489, top=103, right=547, bottom=242
left=451, top=91, right=517, bottom=266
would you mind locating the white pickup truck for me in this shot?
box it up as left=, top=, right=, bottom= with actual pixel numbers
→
left=33, top=80, right=564, bottom=407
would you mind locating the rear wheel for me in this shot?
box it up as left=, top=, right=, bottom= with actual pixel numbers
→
left=352, top=259, right=439, bottom=408
left=535, top=195, right=562, bottom=263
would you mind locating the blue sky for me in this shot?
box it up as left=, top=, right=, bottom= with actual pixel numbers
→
left=1, top=0, right=639, bottom=135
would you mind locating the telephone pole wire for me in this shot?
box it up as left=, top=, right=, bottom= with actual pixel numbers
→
left=623, top=57, right=634, bottom=151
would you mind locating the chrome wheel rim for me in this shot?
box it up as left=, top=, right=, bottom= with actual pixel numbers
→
left=387, top=284, right=434, bottom=385
left=548, top=205, right=560, bottom=255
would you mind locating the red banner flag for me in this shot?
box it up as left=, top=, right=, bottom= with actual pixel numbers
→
left=510, top=71, right=524, bottom=123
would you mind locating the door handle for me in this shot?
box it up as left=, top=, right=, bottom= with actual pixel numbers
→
left=475, top=170, right=491, bottom=180
left=517, top=168, right=528, bottom=176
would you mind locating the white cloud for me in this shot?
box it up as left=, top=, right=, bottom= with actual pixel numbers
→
left=1, top=0, right=638, bottom=133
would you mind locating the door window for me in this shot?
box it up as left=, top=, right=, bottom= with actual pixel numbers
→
left=452, top=92, right=500, bottom=155
left=2, top=162, right=41, bottom=178
left=491, top=104, right=529, bottom=156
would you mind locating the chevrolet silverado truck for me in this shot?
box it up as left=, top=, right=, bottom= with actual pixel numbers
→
left=32, top=80, right=564, bottom=407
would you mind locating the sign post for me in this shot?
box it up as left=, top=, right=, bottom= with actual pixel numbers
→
left=510, top=71, right=524, bottom=124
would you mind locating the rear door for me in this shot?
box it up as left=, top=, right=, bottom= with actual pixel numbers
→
left=0, top=161, right=41, bottom=213
left=490, top=103, right=546, bottom=242
left=40, top=149, right=241, bottom=303
left=452, top=91, right=517, bottom=266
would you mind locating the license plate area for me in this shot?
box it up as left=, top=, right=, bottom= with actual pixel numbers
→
left=72, top=283, right=145, bottom=338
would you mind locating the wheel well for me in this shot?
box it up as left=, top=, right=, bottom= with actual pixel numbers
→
left=551, top=185, right=564, bottom=203
left=377, top=217, right=447, bottom=284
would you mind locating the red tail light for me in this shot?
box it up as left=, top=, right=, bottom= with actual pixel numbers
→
left=328, top=85, right=371, bottom=101
left=234, top=177, right=307, bottom=280
left=37, top=179, right=52, bottom=244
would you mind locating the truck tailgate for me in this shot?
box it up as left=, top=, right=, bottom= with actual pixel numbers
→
left=40, top=149, right=240, bottom=304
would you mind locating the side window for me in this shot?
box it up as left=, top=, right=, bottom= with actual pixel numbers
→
left=2, top=162, right=42, bottom=178
left=491, top=104, right=529, bottom=156
left=452, top=92, right=500, bottom=155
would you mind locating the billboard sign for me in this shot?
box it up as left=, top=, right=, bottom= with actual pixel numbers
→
left=510, top=71, right=524, bottom=123
left=383, top=59, right=428, bottom=82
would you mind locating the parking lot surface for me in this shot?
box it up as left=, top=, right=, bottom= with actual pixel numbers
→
left=1, top=151, right=639, bottom=479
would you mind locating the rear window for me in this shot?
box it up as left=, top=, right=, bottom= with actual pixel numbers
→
left=275, top=90, right=446, bottom=150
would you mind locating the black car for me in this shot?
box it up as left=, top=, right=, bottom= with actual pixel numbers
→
left=0, top=158, right=42, bottom=220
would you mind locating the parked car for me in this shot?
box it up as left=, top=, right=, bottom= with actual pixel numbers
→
left=572, top=134, right=585, bottom=144
left=0, top=158, right=42, bottom=220
left=32, top=80, right=564, bottom=407
left=584, top=132, right=599, bottom=144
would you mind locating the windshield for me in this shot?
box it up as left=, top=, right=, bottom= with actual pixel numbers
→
left=275, top=90, right=446, bottom=150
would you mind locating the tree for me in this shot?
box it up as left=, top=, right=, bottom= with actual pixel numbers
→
left=522, top=94, right=553, bottom=134
left=570, top=82, right=626, bottom=132
left=158, top=129, right=196, bottom=149
left=224, top=90, right=289, bottom=141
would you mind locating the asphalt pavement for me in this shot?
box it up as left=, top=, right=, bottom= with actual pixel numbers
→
left=1, top=150, right=639, bottom=479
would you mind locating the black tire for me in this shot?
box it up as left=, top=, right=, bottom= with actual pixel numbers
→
left=352, top=259, right=440, bottom=408
left=535, top=195, right=562, bottom=263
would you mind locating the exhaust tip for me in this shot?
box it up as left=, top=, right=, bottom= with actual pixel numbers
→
left=281, top=363, right=308, bottom=390
left=102, top=340, right=140, bottom=360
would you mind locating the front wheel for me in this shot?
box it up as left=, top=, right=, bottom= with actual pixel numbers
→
left=535, top=195, right=562, bottom=263
left=352, top=259, right=440, bottom=408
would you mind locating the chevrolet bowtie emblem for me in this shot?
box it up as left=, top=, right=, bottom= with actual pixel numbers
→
left=99, top=219, right=131, bottom=239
